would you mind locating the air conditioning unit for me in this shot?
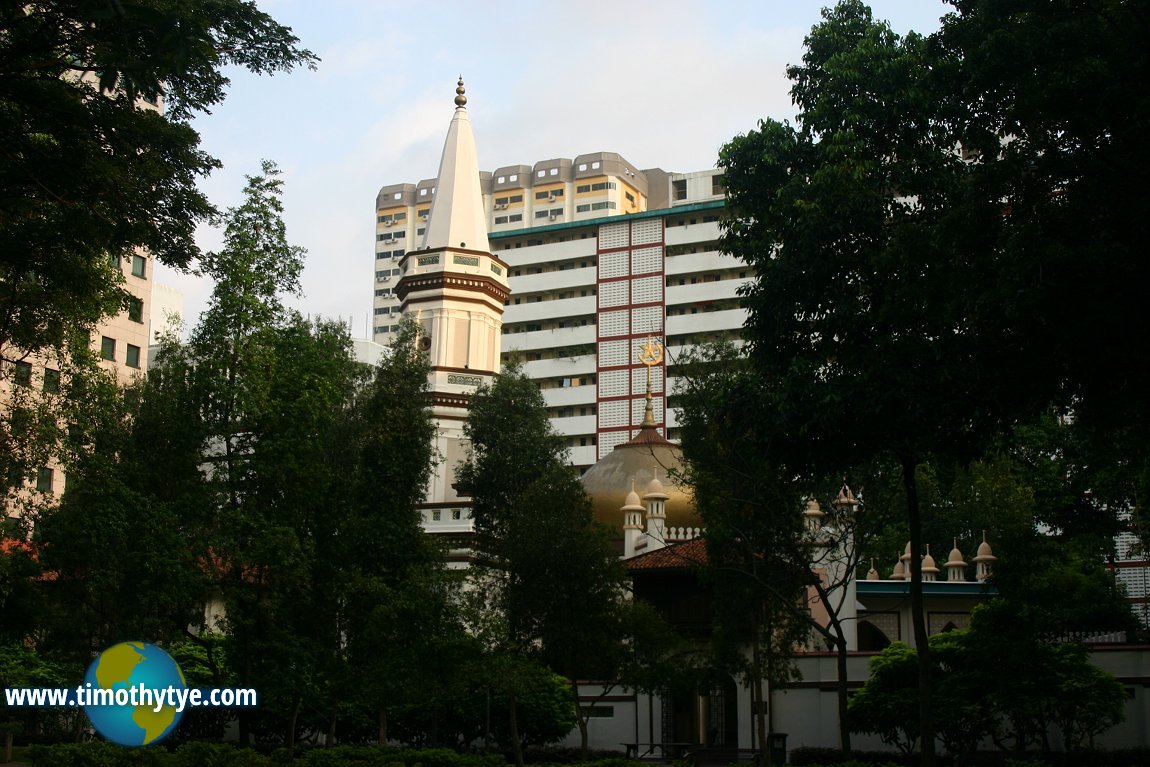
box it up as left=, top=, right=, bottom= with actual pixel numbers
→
left=548, top=194, right=556, bottom=203
left=383, top=220, right=394, bottom=227
left=420, top=214, right=428, bottom=221
left=549, top=213, right=558, bottom=221
left=494, top=203, right=507, bottom=210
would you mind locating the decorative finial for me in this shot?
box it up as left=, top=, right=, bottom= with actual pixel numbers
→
left=637, top=337, right=664, bottom=428
left=454, top=77, right=467, bottom=108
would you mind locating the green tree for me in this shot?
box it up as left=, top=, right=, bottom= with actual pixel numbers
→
left=676, top=341, right=865, bottom=760
left=0, top=1, right=315, bottom=361
left=851, top=607, right=1127, bottom=756
left=848, top=641, right=919, bottom=754
left=34, top=359, right=211, bottom=667
left=459, top=362, right=627, bottom=765
left=936, top=0, right=1150, bottom=464
left=333, top=320, right=449, bottom=746
left=148, top=161, right=362, bottom=747
left=715, top=1, right=1149, bottom=759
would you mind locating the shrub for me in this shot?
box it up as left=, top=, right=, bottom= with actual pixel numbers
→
left=171, top=742, right=270, bottom=767
left=25, top=742, right=169, bottom=767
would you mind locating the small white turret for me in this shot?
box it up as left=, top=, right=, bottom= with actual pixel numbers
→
left=921, top=545, right=939, bottom=582
left=944, top=539, right=967, bottom=582
left=643, top=476, right=669, bottom=551
left=621, top=482, right=645, bottom=558
left=973, top=531, right=997, bottom=582
left=803, top=498, right=826, bottom=536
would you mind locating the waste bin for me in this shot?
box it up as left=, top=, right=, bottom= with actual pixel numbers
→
left=767, top=733, right=787, bottom=765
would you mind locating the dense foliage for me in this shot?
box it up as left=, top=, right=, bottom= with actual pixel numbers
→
left=849, top=607, right=1126, bottom=755
left=717, top=1, right=1150, bottom=762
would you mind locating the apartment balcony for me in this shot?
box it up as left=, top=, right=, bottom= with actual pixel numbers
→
left=666, top=280, right=743, bottom=305
left=508, top=266, right=596, bottom=295
left=664, top=220, right=721, bottom=246
left=569, top=445, right=596, bottom=468
left=542, top=386, right=598, bottom=408
left=499, top=237, right=597, bottom=267
left=421, top=508, right=475, bottom=535
left=502, top=323, right=596, bottom=353
left=665, top=308, right=747, bottom=336
left=551, top=415, right=596, bottom=437
left=665, top=250, right=744, bottom=276
left=504, top=295, right=596, bottom=325
left=521, top=354, right=596, bottom=380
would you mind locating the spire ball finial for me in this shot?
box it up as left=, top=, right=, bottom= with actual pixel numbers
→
left=454, top=77, right=467, bottom=108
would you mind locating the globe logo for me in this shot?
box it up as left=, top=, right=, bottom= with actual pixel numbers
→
left=82, top=642, right=186, bottom=746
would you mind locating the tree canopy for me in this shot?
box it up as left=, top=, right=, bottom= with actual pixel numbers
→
left=0, top=1, right=316, bottom=359
left=717, top=0, right=1149, bottom=761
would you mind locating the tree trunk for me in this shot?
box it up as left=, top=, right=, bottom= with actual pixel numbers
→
left=833, top=633, right=852, bottom=755
left=238, top=635, right=252, bottom=747
left=287, top=690, right=301, bottom=753
left=508, top=693, right=525, bottom=767
left=901, top=454, right=935, bottom=767
left=377, top=704, right=388, bottom=745
left=751, top=631, right=770, bottom=766
left=570, top=678, right=590, bottom=760
left=327, top=701, right=338, bottom=747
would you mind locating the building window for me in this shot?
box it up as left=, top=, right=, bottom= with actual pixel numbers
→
left=100, top=336, right=116, bottom=361
left=535, top=210, right=550, bottom=219
left=576, top=204, right=591, bottom=213
left=131, top=254, right=146, bottom=278
left=127, top=296, right=144, bottom=323
left=673, top=179, right=688, bottom=201
left=13, top=360, right=32, bottom=387
left=509, top=174, right=518, bottom=182
left=509, top=214, right=523, bottom=222
left=537, top=170, right=546, bottom=178
left=126, top=344, right=141, bottom=369
left=712, top=174, right=726, bottom=195
left=432, top=510, right=442, bottom=521
left=451, top=509, right=462, bottom=520
left=43, top=368, right=60, bottom=394
left=580, top=706, right=614, bottom=719
left=36, top=467, right=54, bottom=493
left=577, top=184, right=590, bottom=194
left=109, top=252, right=122, bottom=269
left=495, top=216, right=508, bottom=225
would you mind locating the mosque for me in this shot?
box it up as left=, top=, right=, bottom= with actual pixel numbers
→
left=398, top=81, right=1150, bottom=757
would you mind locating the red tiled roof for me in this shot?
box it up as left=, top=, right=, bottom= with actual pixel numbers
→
left=626, top=538, right=708, bottom=571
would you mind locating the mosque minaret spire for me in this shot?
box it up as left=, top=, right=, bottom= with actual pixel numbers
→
left=421, top=78, right=490, bottom=255
left=395, top=80, right=510, bottom=542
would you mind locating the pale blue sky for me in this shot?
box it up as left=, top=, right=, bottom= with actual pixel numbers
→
left=158, top=0, right=948, bottom=337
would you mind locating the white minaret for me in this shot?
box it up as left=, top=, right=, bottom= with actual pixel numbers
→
left=621, top=482, right=645, bottom=558
left=642, top=477, right=668, bottom=550
left=396, top=79, right=510, bottom=518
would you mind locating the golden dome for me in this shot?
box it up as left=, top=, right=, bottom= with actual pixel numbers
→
left=581, top=424, right=698, bottom=533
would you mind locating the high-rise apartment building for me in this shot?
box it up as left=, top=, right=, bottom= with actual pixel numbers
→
left=2, top=254, right=151, bottom=513
left=375, top=158, right=747, bottom=474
